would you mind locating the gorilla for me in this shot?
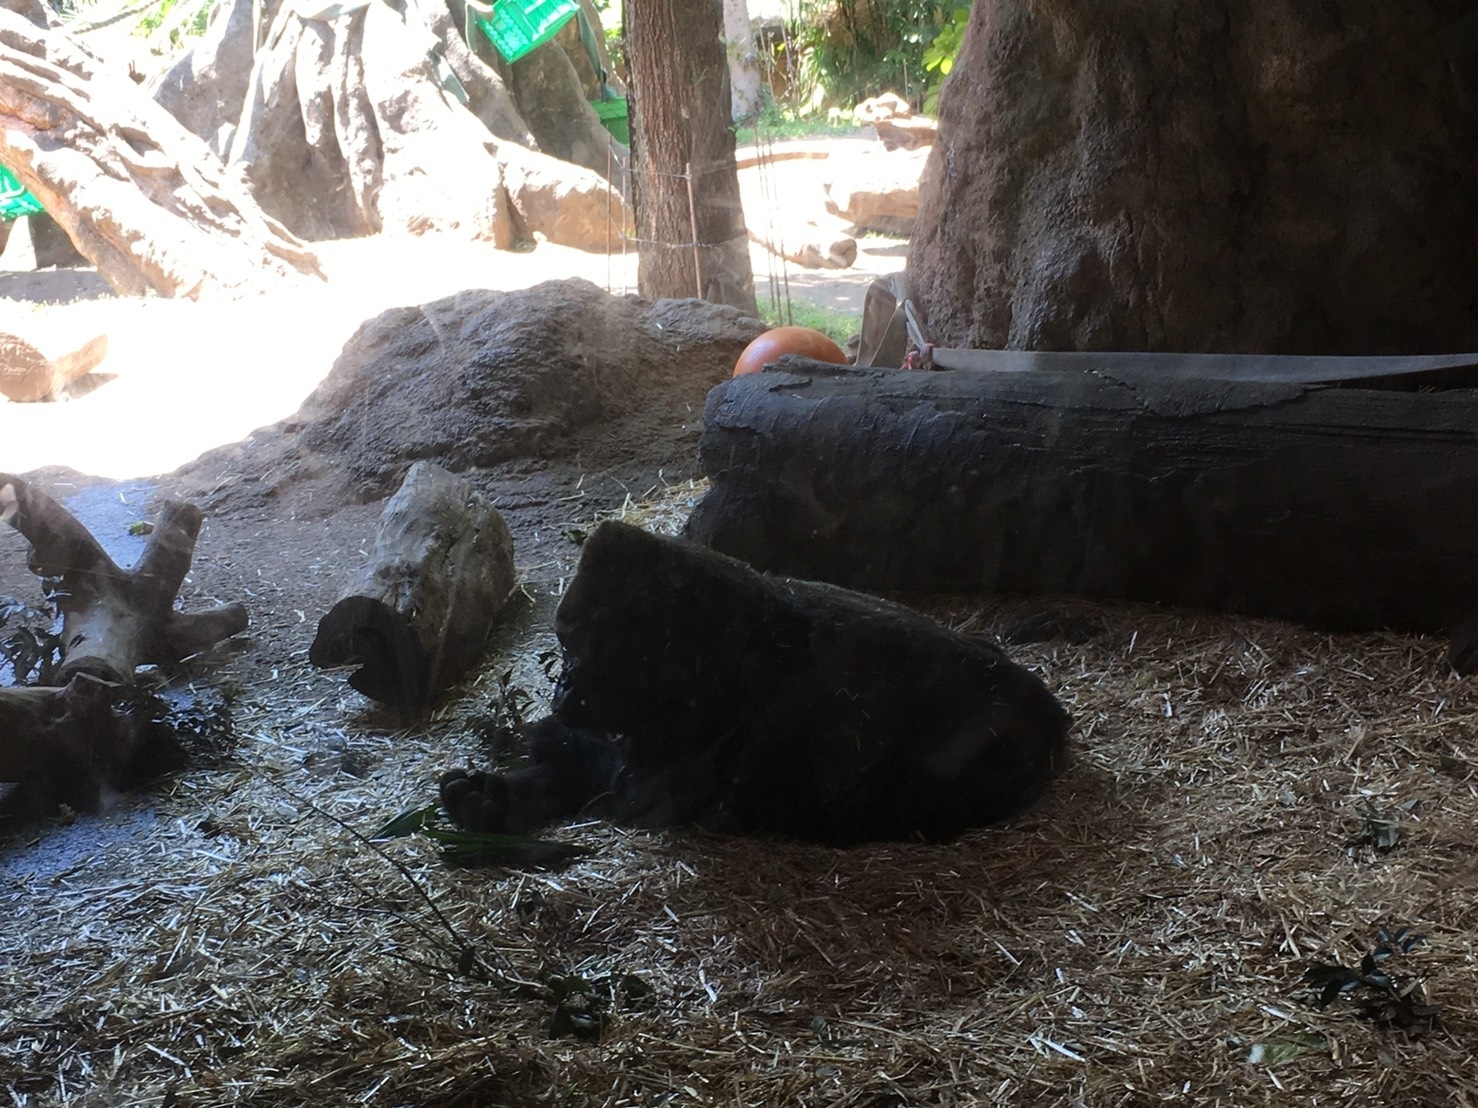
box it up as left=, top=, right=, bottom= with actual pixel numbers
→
left=441, top=522, right=1070, bottom=846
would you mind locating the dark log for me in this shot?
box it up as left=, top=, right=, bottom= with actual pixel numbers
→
left=0, top=475, right=249, bottom=803
left=310, top=461, right=515, bottom=707
left=442, top=520, right=1069, bottom=845
left=685, top=354, right=1478, bottom=634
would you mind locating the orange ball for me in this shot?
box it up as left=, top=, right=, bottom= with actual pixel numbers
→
left=733, top=326, right=847, bottom=377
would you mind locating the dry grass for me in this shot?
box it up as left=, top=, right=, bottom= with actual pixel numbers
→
left=3, top=508, right=1477, bottom=1107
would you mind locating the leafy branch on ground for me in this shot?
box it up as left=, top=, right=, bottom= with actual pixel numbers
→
left=1303, top=925, right=1441, bottom=1030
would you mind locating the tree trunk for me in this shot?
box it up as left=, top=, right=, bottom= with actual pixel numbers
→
left=723, top=0, right=762, bottom=122
left=0, top=8, right=322, bottom=297
left=685, top=354, right=1478, bottom=634
left=0, top=475, right=248, bottom=806
left=908, top=2, right=1478, bottom=354
left=627, top=0, right=755, bottom=312
left=310, top=461, right=516, bottom=707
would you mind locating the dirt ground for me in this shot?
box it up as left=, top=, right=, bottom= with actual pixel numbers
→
left=4, top=153, right=1478, bottom=1107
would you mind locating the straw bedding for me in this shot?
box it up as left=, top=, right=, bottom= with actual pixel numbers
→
left=2, top=489, right=1476, bottom=1107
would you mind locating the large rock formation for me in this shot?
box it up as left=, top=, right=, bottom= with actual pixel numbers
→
left=908, top=3, right=1478, bottom=354
left=183, top=279, right=763, bottom=504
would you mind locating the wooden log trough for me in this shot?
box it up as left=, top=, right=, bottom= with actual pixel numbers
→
left=685, top=351, right=1478, bottom=662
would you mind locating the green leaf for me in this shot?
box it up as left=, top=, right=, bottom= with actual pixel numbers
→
left=1245, top=1034, right=1326, bottom=1065
left=372, top=804, right=440, bottom=840
left=422, top=826, right=593, bottom=869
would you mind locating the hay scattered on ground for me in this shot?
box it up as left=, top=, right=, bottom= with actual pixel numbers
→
left=2, top=508, right=1476, bottom=1107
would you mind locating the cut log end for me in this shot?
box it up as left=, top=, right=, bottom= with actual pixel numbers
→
left=311, top=595, right=429, bottom=707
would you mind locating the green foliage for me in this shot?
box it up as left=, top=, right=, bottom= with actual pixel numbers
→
left=59, top=0, right=212, bottom=48
left=593, top=0, right=625, bottom=76
left=756, top=294, right=858, bottom=346
left=922, top=5, right=969, bottom=114
left=135, top=0, right=212, bottom=49
left=733, top=88, right=860, bottom=145
left=782, top=0, right=971, bottom=114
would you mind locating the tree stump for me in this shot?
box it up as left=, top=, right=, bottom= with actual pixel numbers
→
left=0, top=8, right=322, bottom=297
left=685, top=355, right=1478, bottom=635
left=0, top=475, right=248, bottom=805
left=310, top=461, right=516, bottom=707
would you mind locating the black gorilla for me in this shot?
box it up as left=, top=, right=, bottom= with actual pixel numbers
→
left=441, top=522, right=1070, bottom=845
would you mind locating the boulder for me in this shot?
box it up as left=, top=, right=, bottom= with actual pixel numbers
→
left=750, top=219, right=857, bottom=269
left=853, top=91, right=912, bottom=122
left=873, top=115, right=937, bottom=151
left=497, top=141, right=632, bottom=252
left=151, top=0, right=267, bottom=158
left=267, top=279, right=763, bottom=497
left=824, top=147, right=931, bottom=235
left=228, top=0, right=514, bottom=243
left=509, top=22, right=626, bottom=182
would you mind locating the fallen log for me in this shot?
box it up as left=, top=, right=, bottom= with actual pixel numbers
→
left=0, top=332, right=107, bottom=402
left=685, top=354, right=1478, bottom=635
left=441, top=520, right=1069, bottom=845
left=748, top=219, right=857, bottom=269
left=0, top=474, right=248, bottom=806
left=310, top=461, right=516, bottom=707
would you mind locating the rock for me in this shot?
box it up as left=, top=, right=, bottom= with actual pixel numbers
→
left=414, top=0, right=536, bottom=149
left=151, top=0, right=267, bottom=157
left=276, top=278, right=763, bottom=497
left=908, top=1, right=1478, bottom=353
left=824, top=147, right=931, bottom=235
left=873, top=115, right=937, bottom=151
left=497, top=140, right=631, bottom=252
left=509, top=22, right=626, bottom=182
left=228, top=0, right=514, bottom=243
left=750, top=219, right=857, bottom=269
left=854, top=91, right=912, bottom=122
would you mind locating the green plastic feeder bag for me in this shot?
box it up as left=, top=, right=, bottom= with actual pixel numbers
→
left=475, top=0, right=580, bottom=64
left=0, top=164, right=43, bottom=221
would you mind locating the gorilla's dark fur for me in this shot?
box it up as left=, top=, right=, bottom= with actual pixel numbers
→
left=441, top=522, right=1070, bottom=845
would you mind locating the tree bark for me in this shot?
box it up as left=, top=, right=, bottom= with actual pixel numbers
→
left=0, top=8, right=322, bottom=298
left=686, top=354, right=1478, bottom=634
left=723, top=0, right=761, bottom=122
left=627, top=0, right=755, bottom=312
left=908, top=2, right=1478, bottom=354
left=310, top=462, right=515, bottom=707
left=0, top=475, right=248, bottom=804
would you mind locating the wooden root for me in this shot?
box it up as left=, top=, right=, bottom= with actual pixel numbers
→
left=0, top=474, right=248, bottom=803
